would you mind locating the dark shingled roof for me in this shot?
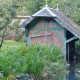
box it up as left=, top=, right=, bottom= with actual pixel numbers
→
left=20, top=17, right=34, bottom=28
left=20, top=6, right=80, bottom=39
left=32, top=7, right=56, bottom=17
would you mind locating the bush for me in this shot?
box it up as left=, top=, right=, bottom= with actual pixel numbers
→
left=0, top=43, right=68, bottom=80
left=75, top=40, right=80, bottom=56
left=15, top=29, right=24, bottom=42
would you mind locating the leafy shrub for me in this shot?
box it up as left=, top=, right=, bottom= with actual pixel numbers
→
left=75, top=40, right=80, bottom=56
left=15, top=29, right=24, bottom=42
left=0, top=43, right=68, bottom=80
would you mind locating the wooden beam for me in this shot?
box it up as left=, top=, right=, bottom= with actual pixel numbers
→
left=51, top=29, right=64, bottom=42
left=30, top=33, right=51, bottom=38
left=33, top=30, right=40, bottom=35
left=52, top=19, right=64, bottom=29
left=16, top=15, right=31, bottom=19
left=63, top=39, right=66, bottom=55
left=54, top=18, right=80, bottom=39
left=66, top=36, right=77, bottom=43
left=25, top=27, right=30, bottom=46
left=30, top=18, right=42, bottom=29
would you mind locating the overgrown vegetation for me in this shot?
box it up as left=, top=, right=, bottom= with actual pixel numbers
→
left=0, top=0, right=19, bottom=48
left=75, top=40, right=80, bottom=56
left=0, top=43, right=68, bottom=80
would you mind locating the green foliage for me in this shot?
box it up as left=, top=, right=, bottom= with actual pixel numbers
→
left=0, top=43, right=68, bottom=80
left=0, top=0, right=20, bottom=48
left=0, top=0, right=19, bottom=29
left=20, top=0, right=80, bottom=25
left=75, top=40, right=80, bottom=56
left=25, top=0, right=45, bottom=15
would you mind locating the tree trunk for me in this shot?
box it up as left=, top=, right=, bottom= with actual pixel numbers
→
left=0, top=26, right=7, bottom=49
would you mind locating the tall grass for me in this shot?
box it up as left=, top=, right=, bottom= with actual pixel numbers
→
left=0, top=43, right=68, bottom=80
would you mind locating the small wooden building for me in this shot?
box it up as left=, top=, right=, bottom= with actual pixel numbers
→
left=20, top=6, right=80, bottom=62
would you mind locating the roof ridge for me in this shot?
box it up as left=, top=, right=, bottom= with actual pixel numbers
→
left=32, top=7, right=46, bottom=16
left=32, top=6, right=56, bottom=17
left=46, top=7, right=56, bottom=17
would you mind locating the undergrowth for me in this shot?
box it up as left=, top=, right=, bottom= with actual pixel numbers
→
left=0, top=43, right=68, bottom=80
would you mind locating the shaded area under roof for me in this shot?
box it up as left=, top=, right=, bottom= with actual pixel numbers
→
left=20, top=17, right=35, bottom=28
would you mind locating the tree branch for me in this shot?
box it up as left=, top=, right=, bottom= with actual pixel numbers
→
left=0, top=26, right=7, bottom=49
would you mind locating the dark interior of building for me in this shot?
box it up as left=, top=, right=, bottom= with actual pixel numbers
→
left=66, top=30, right=76, bottom=62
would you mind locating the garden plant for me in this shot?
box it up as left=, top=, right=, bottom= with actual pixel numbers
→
left=0, top=43, right=68, bottom=80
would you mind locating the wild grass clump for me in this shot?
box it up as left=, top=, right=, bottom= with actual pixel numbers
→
left=0, top=43, right=68, bottom=80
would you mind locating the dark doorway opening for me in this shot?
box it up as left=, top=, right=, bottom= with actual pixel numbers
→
left=66, top=41, right=75, bottom=62
left=66, top=30, right=76, bottom=63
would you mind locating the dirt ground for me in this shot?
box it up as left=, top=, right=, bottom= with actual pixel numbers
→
left=4, top=40, right=15, bottom=42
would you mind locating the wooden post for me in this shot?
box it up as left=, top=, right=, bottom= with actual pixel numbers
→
left=68, top=43, right=69, bottom=63
left=45, top=19, right=48, bottom=44
left=63, top=39, right=66, bottom=56
left=63, top=29, right=66, bottom=59
left=25, top=27, right=30, bottom=46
